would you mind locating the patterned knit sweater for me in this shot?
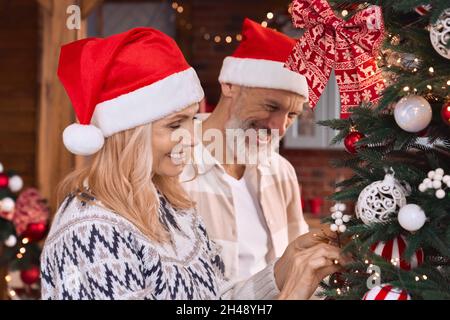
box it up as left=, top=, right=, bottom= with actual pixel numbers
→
left=40, top=190, right=280, bottom=300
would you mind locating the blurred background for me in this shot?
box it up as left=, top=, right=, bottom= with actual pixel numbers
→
left=0, top=0, right=352, bottom=298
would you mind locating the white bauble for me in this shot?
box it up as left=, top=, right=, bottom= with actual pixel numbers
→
left=418, top=183, right=427, bottom=192
left=443, top=175, right=450, bottom=184
left=8, top=175, right=23, bottom=193
left=398, top=204, right=426, bottom=232
left=4, top=235, right=17, bottom=247
left=427, top=170, right=435, bottom=179
left=335, top=218, right=343, bottom=226
left=338, top=225, right=347, bottom=233
left=337, top=203, right=346, bottom=211
left=432, top=180, right=442, bottom=189
left=436, top=189, right=446, bottom=199
left=0, top=162, right=3, bottom=173
left=434, top=174, right=443, bottom=182
left=330, top=224, right=338, bottom=232
left=342, top=215, right=351, bottom=223
left=435, top=168, right=444, bottom=176
left=334, top=211, right=343, bottom=219
left=356, top=173, right=407, bottom=225
left=1, top=197, right=15, bottom=212
left=394, top=95, right=432, bottom=132
left=430, top=8, right=450, bottom=60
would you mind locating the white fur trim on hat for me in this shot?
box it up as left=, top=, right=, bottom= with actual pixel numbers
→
left=219, top=57, right=309, bottom=100
left=63, top=123, right=105, bottom=156
left=91, top=67, right=204, bottom=137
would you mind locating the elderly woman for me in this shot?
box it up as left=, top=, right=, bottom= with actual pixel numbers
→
left=40, top=27, right=344, bottom=300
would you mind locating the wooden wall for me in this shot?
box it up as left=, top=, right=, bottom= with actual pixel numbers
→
left=0, top=0, right=39, bottom=189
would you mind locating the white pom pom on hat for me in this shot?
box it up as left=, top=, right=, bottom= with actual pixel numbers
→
left=63, top=124, right=104, bottom=156
left=58, top=27, right=204, bottom=156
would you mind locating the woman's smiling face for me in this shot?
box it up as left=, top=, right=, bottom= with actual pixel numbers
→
left=151, top=103, right=199, bottom=177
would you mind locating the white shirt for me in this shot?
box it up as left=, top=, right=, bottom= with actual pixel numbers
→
left=222, top=169, right=271, bottom=281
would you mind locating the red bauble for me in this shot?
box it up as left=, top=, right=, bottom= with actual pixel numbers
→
left=441, top=102, right=450, bottom=126
left=20, top=265, right=40, bottom=285
left=0, top=173, right=9, bottom=188
left=344, top=131, right=365, bottom=154
left=22, top=222, right=47, bottom=242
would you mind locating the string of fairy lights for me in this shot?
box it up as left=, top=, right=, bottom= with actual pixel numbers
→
left=381, top=33, right=450, bottom=100
left=170, top=0, right=449, bottom=99
left=170, top=1, right=280, bottom=45
left=4, top=235, right=31, bottom=299
left=328, top=234, right=431, bottom=297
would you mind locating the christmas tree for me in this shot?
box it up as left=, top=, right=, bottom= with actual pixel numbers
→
left=0, top=162, right=49, bottom=299
left=285, top=0, right=449, bottom=299
left=313, top=0, right=450, bottom=300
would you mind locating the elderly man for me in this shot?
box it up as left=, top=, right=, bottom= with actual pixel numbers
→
left=181, top=18, right=310, bottom=282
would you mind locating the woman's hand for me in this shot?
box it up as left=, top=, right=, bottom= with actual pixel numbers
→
left=292, top=227, right=341, bottom=249
left=274, top=235, right=350, bottom=300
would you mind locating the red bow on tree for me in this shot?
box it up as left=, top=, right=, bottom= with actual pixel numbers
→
left=285, top=0, right=385, bottom=118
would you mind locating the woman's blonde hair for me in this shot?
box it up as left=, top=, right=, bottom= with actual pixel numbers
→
left=57, top=122, right=195, bottom=243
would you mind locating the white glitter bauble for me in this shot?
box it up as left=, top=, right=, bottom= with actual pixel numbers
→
left=4, top=235, right=17, bottom=247
left=0, top=197, right=15, bottom=212
left=8, top=175, right=23, bottom=193
left=430, top=8, right=450, bottom=60
left=356, top=173, right=407, bottom=225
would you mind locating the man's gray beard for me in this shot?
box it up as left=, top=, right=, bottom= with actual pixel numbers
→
left=224, top=115, right=280, bottom=166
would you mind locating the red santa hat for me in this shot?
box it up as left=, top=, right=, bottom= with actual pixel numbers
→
left=219, top=18, right=308, bottom=99
left=58, top=27, right=204, bottom=156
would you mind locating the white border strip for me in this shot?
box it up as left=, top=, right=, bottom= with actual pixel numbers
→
left=92, top=67, right=204, bottom=137
left=218, top=56, right=309, bottom=100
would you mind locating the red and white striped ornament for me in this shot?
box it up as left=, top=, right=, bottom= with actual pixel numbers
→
left=363, top=284, right=411, bottom=300
left=370, top=235, right=424, bottom=270
left=414, top=5, right=432, bottom=16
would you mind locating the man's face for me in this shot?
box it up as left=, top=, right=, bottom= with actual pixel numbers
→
left=226, top=86, right=305, bottom=139
left=223, top=86, right=305, bottom=163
